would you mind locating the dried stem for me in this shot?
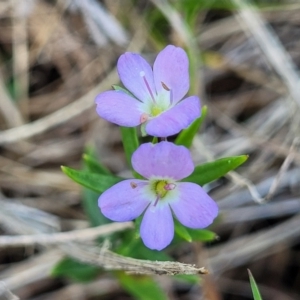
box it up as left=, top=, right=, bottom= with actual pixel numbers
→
left=62, top=243, right=208, bottom=276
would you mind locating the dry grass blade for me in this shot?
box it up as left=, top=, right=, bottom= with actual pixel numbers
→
left=0, top=70, right=118, bottom=145
left=63, top=243, right=208, bottom=276
left=209, top=213, right=300, bottom=273
left=0, top=222, right=133, bottom=247
left=0, top=282, right=19, bottom=300
left=232, top=0, right=300, bottom=108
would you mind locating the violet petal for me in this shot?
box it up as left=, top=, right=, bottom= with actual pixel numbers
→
left=117, top=52, right=156, bottom=103
left=153, top=45, right=189, bottom=104
left=98, top=179, right=150, bottom=222
left=95, top=91, right=142, bottom=127
left=140, top=204, right=174, bottom=250
left=131, top=141, right=194, bottom=180
left=146, top=95, right=201, bottom=137
left=170, top=182, right=218, bottom=228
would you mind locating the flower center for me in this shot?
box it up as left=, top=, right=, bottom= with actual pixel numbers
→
left=151, top=105, right=163, bottom=117
left=151, top=179, right=176, bottom=206
left=155, top=180, right=169, bottom=198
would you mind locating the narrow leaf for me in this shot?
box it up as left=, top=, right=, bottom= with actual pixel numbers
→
left=186, top=228, right=217, bottom=242
left=174, top=274, right=200, bottom=284
left=183, top=155, right=248, bottom=186
left=112, top=84, right=134, bottom=97
left=83, top=153, right=111, bottom=175
left=117, top=272, right=167, bottom=300
left=82, top=188, right=111, bottom=226
left=120, top=126, right=142, bottom=179
left=175, top=106, right=207, bottom=148
left=248, top=269, right=263, bottom=300
left=174, top=219, right=192, bottom=242
left=61, top=166, right=122, bottom=193
left=81, top=154, right=112, bottom=226
left=51, top=257, right=100, bottom=283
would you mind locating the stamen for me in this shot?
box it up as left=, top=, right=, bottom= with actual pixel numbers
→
left=140, top=71, right=156, bottom=103
left=164, top=183, right=176, bottom=191
left=161, top=82, right=170, bottom=91
left=130, top=182, right=137, bottom=189
left=161, top=81, right=173, bottom=105
left=153, top=195, right=160, bottom=207
left=140, top=113, right=149, bottom=123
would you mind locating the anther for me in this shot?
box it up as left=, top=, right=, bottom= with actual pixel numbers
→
left=140, top=71, right=156, bottom=103
left=161, top=82, right=170, bottom=91
left=130, top=182, right=137, bottom=189
left=164, top=183, right=176, bottom=191
left=161, top=81, right=173, bottom=105
left=140, top=113, right=149, bottom=123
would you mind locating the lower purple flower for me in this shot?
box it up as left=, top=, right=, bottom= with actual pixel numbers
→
left=98, top=142, right=218, bottom=251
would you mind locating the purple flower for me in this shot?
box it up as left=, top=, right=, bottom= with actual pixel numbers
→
left=95, top=45, right=201, bottom=137
left=98, top=142, right=218, bottom=251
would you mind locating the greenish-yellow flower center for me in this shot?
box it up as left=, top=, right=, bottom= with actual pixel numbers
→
left=151, top=105, right=163, bottom=117
left=150, top=180, right=176, bottom=202
left=154, top=180, right=169, bottom=198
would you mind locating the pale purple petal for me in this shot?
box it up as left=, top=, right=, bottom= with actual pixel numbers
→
left=117, top=53, right=156, bottom=103
left=153, top=45, right=189, bottom=104
left=140, top=204, right=174, bottom=250
left=170, top=182, right=218, bottom=228
left=146, top=96, right=201, bottom=137
left=131, top=141, right=194, bottom=180
left=98, top=179, right=150, bottom=222
left=95, top=91, right=142, bottom=127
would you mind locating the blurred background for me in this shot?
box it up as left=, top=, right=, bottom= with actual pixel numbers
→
left=0, top=0, right=300, bottom=299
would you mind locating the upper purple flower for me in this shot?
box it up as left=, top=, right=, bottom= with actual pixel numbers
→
left=95, top=45, right=201, bottom=137
left=98, top=142, right=218, bottom=251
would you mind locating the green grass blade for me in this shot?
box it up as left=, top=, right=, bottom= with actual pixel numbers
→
left=248, top=269, right=263, bottom=300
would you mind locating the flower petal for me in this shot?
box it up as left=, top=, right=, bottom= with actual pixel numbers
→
left=170, top=182, right=218, bottom=229
left=117, top=52, right=156, bottom=103
left=153, top=45, right=189, bottom=104
left=98, top=179, right=150, bottom=222
left=131, top=141, right=194, bottom=180
left=140, top=204, right=174, bottom=250
left=95, top=91, right=142, bottom=127
left=145, top=96, right=201, bottom=137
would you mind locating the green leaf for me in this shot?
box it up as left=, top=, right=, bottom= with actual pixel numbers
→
left=174, top=220, right=217, bottom=242
left=174, top=274, right=200, bottom=284
left=61, top=166, right=122, bottom=193
left=186, top=228, right=217, bottom=242
left=112, top=84, right=134, bottom=97
left=82, top=188, right=111, bottom=226
left=83, top=153, right=111, bottom=175
left=183, top=155, right=248, bottom=186
left=120, top=126, right=142, bottom=179
left=175, top=106, right=207, bottom=148
left=248, top=269, right=263, bottom=300
left=117, top=273, right=167, bottom=300
left=51, top=257, right=100, bottom=283
left=174, top=219, right=192, bottom=242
